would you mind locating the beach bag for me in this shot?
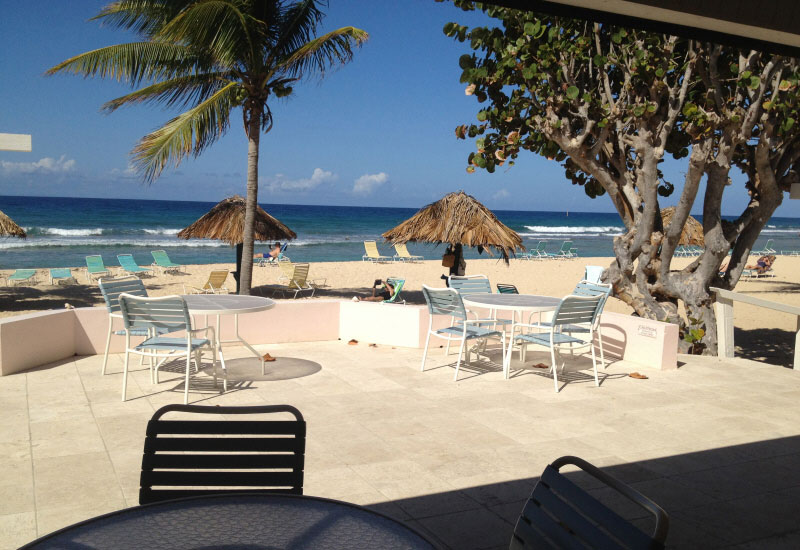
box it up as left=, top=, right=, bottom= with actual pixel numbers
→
left=441, top=253, right=455, bottom=268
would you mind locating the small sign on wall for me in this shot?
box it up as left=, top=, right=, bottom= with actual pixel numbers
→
left=638, top=325, right=657, bottom=339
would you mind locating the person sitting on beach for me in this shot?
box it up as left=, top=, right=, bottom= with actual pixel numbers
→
left=254, top=242, right=282, bottom=261
left=353, top=278, right=395, bottom=302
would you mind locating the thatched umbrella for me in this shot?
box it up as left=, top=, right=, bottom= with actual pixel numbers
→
left=382, top=191, right=523, bottom=272
left=661, top=206, right=704, bottom=246
left=0, top=209, right=26, bottom=238
left=178, top=195, right=296, bottom=292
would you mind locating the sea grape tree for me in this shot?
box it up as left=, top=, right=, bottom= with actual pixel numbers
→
left=444, top=1, right=800, bottom=352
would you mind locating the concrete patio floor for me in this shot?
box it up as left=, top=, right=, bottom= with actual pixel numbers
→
left=2, top=340, right=800, bottom=549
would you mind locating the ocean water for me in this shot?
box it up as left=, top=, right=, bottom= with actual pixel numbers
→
left=1, top=195, right=798, bottom=269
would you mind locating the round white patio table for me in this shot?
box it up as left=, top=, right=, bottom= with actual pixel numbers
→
left=182, top=294, right=275, bottom=374
left=461, top=294, right=562, bottom=377
left=20, top=493, right=436, bottom=550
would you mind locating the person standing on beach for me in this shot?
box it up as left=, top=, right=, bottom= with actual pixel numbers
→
left=441, top=244, right=466, bottom=286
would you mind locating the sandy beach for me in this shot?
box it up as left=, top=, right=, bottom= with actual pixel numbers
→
left=2, top=256, right=799, bottom=364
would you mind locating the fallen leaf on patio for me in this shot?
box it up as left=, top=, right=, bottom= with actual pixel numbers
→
left=369, top=343, right=377, bottom=348
left=532, top=363, right=549, bottom=369
left=629, top=372, right=648, bottom=379
left=348, top=339, right=358, bottom=345
left=262, top=353, right=276, bottom=362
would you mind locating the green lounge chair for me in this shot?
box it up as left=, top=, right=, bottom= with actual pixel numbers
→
left=5, top=269, right=37, bottom=286
left=383, top=277, right=405, bottom=304
left=522, top=241, right=548, bottom=260
left=555, top=240, right=577, bottom=259
left=151, top=250, right=183, bottom=274
left=85, top=255, right=110, bottom=282
left=117, top=254, right=152, bottom=276
left=49, top=268, right=73, bottom=285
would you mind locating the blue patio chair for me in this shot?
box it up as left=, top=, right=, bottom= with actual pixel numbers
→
left=496, top=283, right=519, bottom=294
left=118, top=293, right=218, bottom=404
left=448, top=275, right=512, bottom=351
left=49, top=268, right=73, bottom=285
left=421, top=285, right=506, bottom=381
left=85, top=255, right=109, bottom=282
left=117, top=254, right=152, bottom=276
left=555, top=240, right=577, bottom=259
left=511, top=455, right=669, bottom=549
left=151, top=250, right=183, bottom=274
left=510, top=293, right=605, bottom=391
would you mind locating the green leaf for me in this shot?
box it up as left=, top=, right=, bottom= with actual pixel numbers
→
left=633, top=105, right=645, bottom=116
left=646, top=103, right=657, bottom=112
left=458, top=54, right=474, bottom=69
left=566, top=85, right=579, bottom=99
left=740, top=70, right=752, bottom=79
left=682, top=102, right=697, bottom=116
left=730, top=63, right=739, bottom=74
left=611, top=33, right=622, bottom=44
left=476, top=110, right=487, bottom=122
left=593, top=54, right=605, bottom=66
left=655, top=68, right=665, bottom=77
left=748, top=76, right=761, bottom=89
left=524, top=22, right=535, bottom=35
left=784, top=117, right=795, bottom=131
left=779, top=79, right=792, bottom=91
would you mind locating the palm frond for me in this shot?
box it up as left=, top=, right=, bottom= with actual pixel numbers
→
left=131, top=81, right=239, bottom=182
left=94, top=0, right=194, bottom=38
left=45, top=42, right=199, bottom=86
left=102, top=72, right=235, bottom=112
left=271, top=0, right=324, bottom=58
left=280, top=26, right=368, bottom=79
left=157, top=0, right=255, bottom=67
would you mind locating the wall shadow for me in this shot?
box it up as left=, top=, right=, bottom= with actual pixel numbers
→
left=361, top=436, right=800, bottom=549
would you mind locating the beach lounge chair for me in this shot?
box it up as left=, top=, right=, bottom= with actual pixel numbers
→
left=555, top=240, right=577, bottom=259
left=151, top=250, right=183, bottom=274
left=85, top=255, right=110, bottom=282
left=510, top=455, right=668, bottom=549
left=393, top=243, right=423, bottom=262
left=421, top=285, right=506, bottom=380
left=754, top=239, right=777, bottom=256
left=49, top=268, right=73, bottom=285
left=117, top=254, right=153, bottom=276
left=139, top=404, right=306, bottom=504
left=258, top=243, right=290, bottom=266
left=268, top=263, right=315, bottom=299
left=118, top=294, right=218, bottom=404
left=4, top=269, right=37, bottom=286
left=362, top=240, right=391, bottom=263
left=382, top=277, right=406, bottom=304
left=184, top=270, right=229, bottom=294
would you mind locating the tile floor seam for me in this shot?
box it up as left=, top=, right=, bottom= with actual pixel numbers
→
left=24, top=373, right=39, bottom=537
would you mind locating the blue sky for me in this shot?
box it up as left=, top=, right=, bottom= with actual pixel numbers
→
left=1, top=0, right=799, bottom=217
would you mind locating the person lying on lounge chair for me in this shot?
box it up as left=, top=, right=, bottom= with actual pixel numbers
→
left=255, top=242, right=282, bottom=261
left=353, top=278, right=395, bottom=302
left=745, top=254, right=775, bottom=274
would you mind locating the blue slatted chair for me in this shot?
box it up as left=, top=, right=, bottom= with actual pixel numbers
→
left=448, top=275, right=511, bottom=355
left=511, top=293, right=605, bottom=391
left=117, top=254, right=152, bottom=276
left=118, top=294, right=218, bottom=404
left=421, top=285, right=506, bottom=380
left=98, top=277, right=154, bottom=376
left=496, top=283, right=519, bottom=294
left=511, top=455, right=669, bottom=549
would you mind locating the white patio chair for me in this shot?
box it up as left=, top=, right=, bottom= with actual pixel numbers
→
left=509, top=293, right=605, bottom=392
left=448, top=274, right=512, bottom=353
left=98, top=276, right=153, bottom=376
left=118, top=293, right=219, bottom=404
left=421, top=285, right=506, bottom=381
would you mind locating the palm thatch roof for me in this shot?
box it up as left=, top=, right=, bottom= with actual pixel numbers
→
left=177, top=195, right=296, bottom=245
left=0, top=209, right=26, bottom=238
left=661, top=206, right=704, bottom=246
left=382, top=191, right=523, bottom=258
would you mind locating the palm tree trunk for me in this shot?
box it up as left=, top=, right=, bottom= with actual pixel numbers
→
left=240, top=105, right=262, bottom=295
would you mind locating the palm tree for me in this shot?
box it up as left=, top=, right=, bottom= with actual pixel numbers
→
left=48, top=0, right=367, bottom=294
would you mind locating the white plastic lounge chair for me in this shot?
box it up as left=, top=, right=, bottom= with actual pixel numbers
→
left=420, top=285, right=506, bottom=380
left=362, top=240, right=391, bottom=263
left=555, top=240, right=577, bottom=259
left=49, top=268, right=73, bottom=285
left=508, top=293, right=605, bottom=391
left=85, top=255, right=110, bottom=282
left=118, top=293, right=219, bottom=404
left=117, top=254, right=152, bottom=276
left=393, top=243, right=423, bottom=262
left=184, top=270, right=229, bottom=294
left=4, top=269, right=36, bottom=286
left=151, top=250, right=183, bottom=274
left=522, top=241, right=549, bottom=260
left=754, top=239, right=777, bottom=256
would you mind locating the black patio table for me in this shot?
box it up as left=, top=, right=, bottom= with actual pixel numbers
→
left=21, top=493, right=437, bottom=550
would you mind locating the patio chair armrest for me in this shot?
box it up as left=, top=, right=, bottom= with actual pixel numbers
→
left=188, top=326, right=215, bottom=340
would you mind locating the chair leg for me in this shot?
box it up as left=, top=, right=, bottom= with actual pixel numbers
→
left=454, top=336, right=467, bottom=381
left=102, top=318, right=113, bottom=375
left=591, top=334, right=599, bottom=387
left=421, top=320, right=433, bottom=372
left=122, top=348, right=130, bottom=402
left=550, top=346, right=559, bottom=393
left=501, top=331, right=508, bottom=379
left=598, top=331, right=606, bottom=368
left=184, top=351, right=191, bottom=405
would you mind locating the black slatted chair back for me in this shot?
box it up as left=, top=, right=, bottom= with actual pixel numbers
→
left=511, top=455, right=668, bottom=550
left=140, top=404, right=306, bottom=505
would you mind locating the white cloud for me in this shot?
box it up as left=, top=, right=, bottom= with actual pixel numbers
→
left=493, top=189, right=510, bottom=200
left=353, top=172, right=389, bottom=195
left=0, top=155, right=76, bottom=175
left=264, top=168, right=337, bottom=192
left=109, top=164, right=137, bottom=179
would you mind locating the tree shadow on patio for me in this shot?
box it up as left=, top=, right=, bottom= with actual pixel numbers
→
left=200, top=356, right=322, bottom=382
left=734, top=327, right=795, bottom=368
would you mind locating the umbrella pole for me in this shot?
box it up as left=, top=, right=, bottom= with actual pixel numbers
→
left=234, top=243, right=243, bottom=294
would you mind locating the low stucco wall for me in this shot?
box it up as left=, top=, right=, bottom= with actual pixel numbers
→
left=0, top=300, right=678, bottom=376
